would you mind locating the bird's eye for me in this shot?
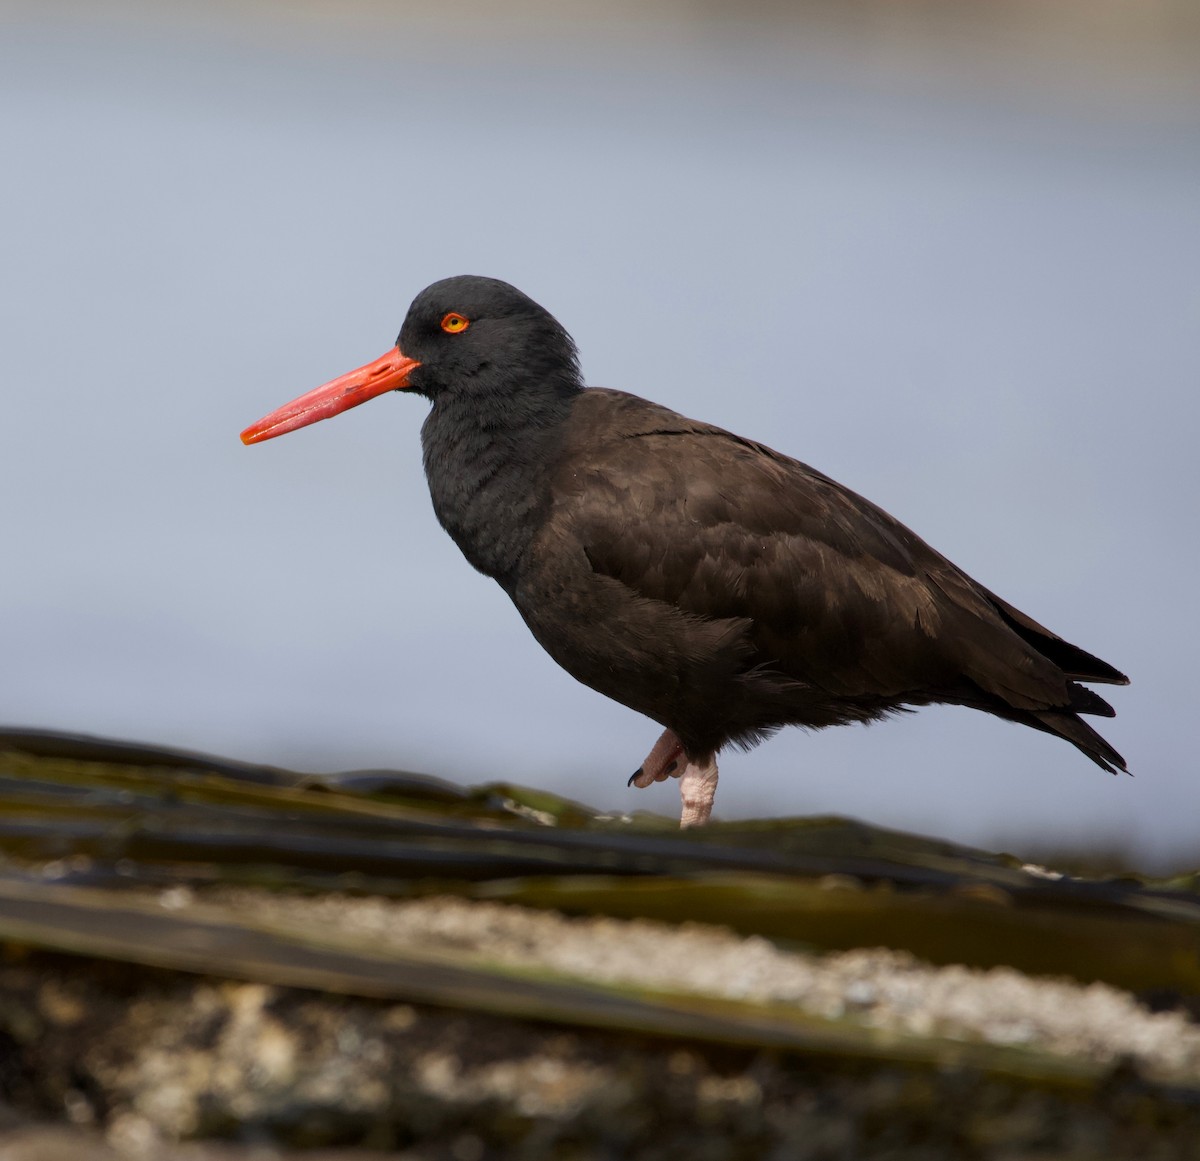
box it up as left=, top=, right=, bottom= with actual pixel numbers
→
left=441, top=312, right=470, bottom=334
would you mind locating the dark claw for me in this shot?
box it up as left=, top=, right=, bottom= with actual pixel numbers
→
left=628, top=767, right=643, bottom=787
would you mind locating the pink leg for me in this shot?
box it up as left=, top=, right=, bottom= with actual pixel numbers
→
left=629, top=730, right=720, bottom=828
left=678, top=754, right=719, bottom=828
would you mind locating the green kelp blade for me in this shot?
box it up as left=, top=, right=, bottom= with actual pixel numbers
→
left=471, top=872, right=1200, bottom=996
left=1, top=729, right=1198, bottom=996
left=0, top=874, right=1113, bottom=1093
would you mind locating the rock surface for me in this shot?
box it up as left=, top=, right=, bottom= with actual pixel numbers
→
left=1, top=944, right=1198, bottom=1161
left=0, top=729, right=1197, bottom=1159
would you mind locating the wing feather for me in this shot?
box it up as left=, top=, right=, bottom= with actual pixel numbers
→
left=550, top=390, right=1078, bottom=710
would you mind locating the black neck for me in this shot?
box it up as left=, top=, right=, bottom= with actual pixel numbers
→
left=420, top=381, right=579, bottom=586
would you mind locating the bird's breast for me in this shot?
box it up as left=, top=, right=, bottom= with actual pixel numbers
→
left=420, top=409, right=559, bottom=586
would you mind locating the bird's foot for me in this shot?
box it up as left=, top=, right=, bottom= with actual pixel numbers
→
left=629, top=730, right=719, bottom=828
left=629, top=728, right=685, bottom=788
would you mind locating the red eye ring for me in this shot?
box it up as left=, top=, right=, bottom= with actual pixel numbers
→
left=441, top=312, right=470, bottom=334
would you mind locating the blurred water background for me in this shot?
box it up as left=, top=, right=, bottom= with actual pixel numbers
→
left=2, top=1, right=1196, bottom=865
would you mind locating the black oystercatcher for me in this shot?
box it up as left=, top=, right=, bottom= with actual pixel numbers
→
left=241, top=276, right=1128, bottom=826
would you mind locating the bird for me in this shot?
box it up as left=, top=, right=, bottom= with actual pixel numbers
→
left=241, top=275, right=1128, bottom=827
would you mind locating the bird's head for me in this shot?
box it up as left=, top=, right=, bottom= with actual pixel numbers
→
left=240, top=275, right=581, bottom=445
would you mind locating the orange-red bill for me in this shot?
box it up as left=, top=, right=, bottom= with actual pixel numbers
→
left=240, top=347, right=421, bottom=445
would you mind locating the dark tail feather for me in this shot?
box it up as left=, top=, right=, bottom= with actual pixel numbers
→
left=1067, top=682, right=1116, bottom=718
left=1031, top=710, right=1128, bottom=775
left=983, top=589, right=1129, bottom=686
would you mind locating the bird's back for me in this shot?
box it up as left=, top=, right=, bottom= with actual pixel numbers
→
left=514, top=388, right=1126, bottom=767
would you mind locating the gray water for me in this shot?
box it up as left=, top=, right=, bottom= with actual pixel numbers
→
left=2, top=4, right=1197, bottom=863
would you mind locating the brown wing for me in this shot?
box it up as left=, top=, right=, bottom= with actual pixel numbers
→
left=550, top=389, right=1083, bottom=712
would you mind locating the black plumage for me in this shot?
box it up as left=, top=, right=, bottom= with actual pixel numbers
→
left=242, top=275, right=1128, bottom=826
